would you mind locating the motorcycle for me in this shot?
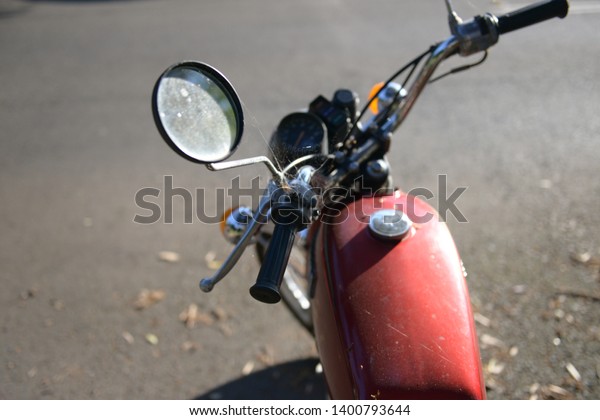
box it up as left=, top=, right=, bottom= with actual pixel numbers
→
left=151, top=0, right=569, bottom=399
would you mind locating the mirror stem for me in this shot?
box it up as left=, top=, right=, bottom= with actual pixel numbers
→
left=207, top=156, right=285, bottom=183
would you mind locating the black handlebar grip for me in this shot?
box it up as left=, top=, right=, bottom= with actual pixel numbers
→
left=250, top=223, right=297, bottom=304
left=497, top=0, right=569, bottom=35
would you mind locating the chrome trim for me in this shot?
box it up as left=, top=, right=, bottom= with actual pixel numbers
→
left=388, top=36, right=460, bottom=134
left=368, top=209, right=412, bottom=241
left=207, top=155, right=284, bottom=184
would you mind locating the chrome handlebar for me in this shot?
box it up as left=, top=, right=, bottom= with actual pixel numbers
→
left=199, top=0, right=569, bottom=295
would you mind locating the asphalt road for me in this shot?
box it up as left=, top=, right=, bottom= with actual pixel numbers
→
left=0, top=0, right=598, bottom=399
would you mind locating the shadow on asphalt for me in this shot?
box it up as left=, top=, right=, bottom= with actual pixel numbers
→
left=194, top=358, right=328, bottom=400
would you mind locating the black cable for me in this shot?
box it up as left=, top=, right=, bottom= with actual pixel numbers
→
left=343, top=45, right=435, bottom=143
left=428, top=51, right=488, bottom=84
left=400, top=52, right=422, bottom=90
left=379, top=51, right=428, bottom=123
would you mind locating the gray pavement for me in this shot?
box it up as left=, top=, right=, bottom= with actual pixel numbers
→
left=0, top=0, right=598, bottom=399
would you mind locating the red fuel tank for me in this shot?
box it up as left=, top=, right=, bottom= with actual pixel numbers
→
left=310, top=191, right=485, bottom=399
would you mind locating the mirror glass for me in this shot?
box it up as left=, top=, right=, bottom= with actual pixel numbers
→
left=153, top=62, right=243, bottom=163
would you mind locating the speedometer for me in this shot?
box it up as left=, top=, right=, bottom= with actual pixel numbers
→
left=270, top=112, right=327, bottom=167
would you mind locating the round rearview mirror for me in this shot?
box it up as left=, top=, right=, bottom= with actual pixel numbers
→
left=152, top=62, right=244, bottom=164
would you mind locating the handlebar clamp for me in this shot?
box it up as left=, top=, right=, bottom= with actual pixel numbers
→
left=449, top=0, right=569, bottom=56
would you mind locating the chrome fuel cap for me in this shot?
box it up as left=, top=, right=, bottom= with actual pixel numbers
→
left=368, top=209, right=412, bottom=241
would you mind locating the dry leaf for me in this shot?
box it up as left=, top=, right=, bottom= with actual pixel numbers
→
left=122, top=331, right=135, bottom=345
left=512, top=284, right=527, bottom=294
left=529, top=382, right=541, bottom=395
left=181, top=341, right=201, bottom=353
left=486, top=358, right=505, bottom=375
left=179, top=304, right=214, bottom=328
left=570, top=252, right=600, bottom=267
left=133, top=289, right=165, bottom=310
left=179, top=303, right=197, bottom=327
left=474, top=312, right=491, bottom=327
left=50, top=299, right=64, bottom=311
left=571, top=252, right=591, bottom=264
left=241, top=361, right=254, bottom=376
left=145, top=333, right=159, bottom=346
left=315, top=363, right=323, bottom=374
left=555, top=289, right=600, bottom=303
left=158, top=251, right=180, bottom=263
left=205, top=251, right=216, bottom=263
left=566, top=362, right=582, bottom=383
left=480, top=334, right=506, bottom=349
left=257, top=345, right=275, bottom=366
left=211, top=307, right=228, bottom=321
left=543, top=384, right=572, bottom=399
left=218, top=323, right=233, bottom=337
left=205, top=251, right=223, bottom=270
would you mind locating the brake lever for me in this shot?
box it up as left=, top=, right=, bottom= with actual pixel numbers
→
left=199, top=186, right=273, bottom=292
